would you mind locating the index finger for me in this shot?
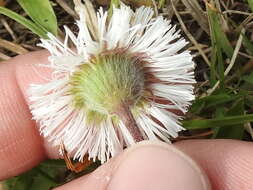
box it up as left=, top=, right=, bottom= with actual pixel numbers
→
left=0, top=51, right=50, bottom=180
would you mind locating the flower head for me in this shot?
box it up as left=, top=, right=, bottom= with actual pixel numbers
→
left=29, top=1, right=195, bottom=163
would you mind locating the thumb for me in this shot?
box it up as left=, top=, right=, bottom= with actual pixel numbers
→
left=54, top=141, right=211, bottom=190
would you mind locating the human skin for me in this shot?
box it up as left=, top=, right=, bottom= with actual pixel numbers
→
left=0, top=51, right=253, bottom=189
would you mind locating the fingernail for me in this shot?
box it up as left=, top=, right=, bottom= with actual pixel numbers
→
left=107, top=140, right=211, bottom=190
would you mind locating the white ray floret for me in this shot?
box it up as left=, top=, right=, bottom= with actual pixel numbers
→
left=29, top=2, right=196, bottom=163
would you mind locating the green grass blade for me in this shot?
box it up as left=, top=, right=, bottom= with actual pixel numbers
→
left=242, top=71, right=253, bottom=85
left=109, top=0, right=120, bottom=17
left=210, top=44, right=217, bottom=86
left=17, top=0, right=57, bottom=36
left=242, top=34, right=253, bottom=55
left=158, top=0, right=166, bottom=8
left=0, top=6, right=47, bottom=38
left=245, top=95, right=253, bottom=108
left=217, top=45, right=225, bottom=89
left=211, top=106, right=225, bottom=138
left=190, top=93, right=241, bottom=114
left=248, top=0, right=253, bottom=12
left=212, top=98, right=245, bottom=139
left=208, top=7, right=234, bottom=59
left=183, top=114, right=253, bottom=129
left=207, top=4, right=235, bottom=90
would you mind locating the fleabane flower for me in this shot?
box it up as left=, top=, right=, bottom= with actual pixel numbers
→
left=29, top=1, right=195, bottom=163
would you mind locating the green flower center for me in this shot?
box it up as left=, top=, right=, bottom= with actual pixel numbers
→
left=69, top=52, right=146, bottom=123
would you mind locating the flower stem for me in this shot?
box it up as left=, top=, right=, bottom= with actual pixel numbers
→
left=116, top=102, right=143, bottom=142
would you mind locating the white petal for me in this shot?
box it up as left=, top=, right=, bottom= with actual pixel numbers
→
left=136, top=112, right=172, bottom=142
left=105, top=4, right=133, bottom=49
left=118, top=120, right=135, bottom=146
left=147, top=106, right=184, bottom=138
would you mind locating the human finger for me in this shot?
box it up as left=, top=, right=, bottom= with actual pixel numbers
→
left=0, top=51, right=50, bottom=180
left=54, top=141, right=210, bottom=190
left=175, top=139, right=253, bottom=190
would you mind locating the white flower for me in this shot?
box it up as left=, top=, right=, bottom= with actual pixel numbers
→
left=29, top=2, right=195, bottom=163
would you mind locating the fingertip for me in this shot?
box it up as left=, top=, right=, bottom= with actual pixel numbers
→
left=54, top=141, right=210, bottom=190
left=107, top=141, right=210, bottom=190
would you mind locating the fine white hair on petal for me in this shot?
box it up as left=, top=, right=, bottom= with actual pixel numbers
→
left=29, top=3, right=196, bottom=163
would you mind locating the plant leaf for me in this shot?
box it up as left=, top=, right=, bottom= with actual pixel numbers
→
left=212, top=98, right=245, bottom=139
left=4, top=160, right=61, bottom=190
left=242, top=71, right=253, bottom=85
left=183, top=114, right=253, bottom=129
left=0, top=6, right=47, bottom=38
left=247, top=0, right=253, bottom=12
left=245, top=95, right=253, bottom=108
left=190, top=93, right=241, bottom=114
left=109, top=0, right=120, bottom=17
left=158, top=0, right=166, bottom=8
left=242, top=34, right=253, bottom=55
left=17, top=0, right=57, bottom=35
left=207, top=5, right=234, bottom=59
